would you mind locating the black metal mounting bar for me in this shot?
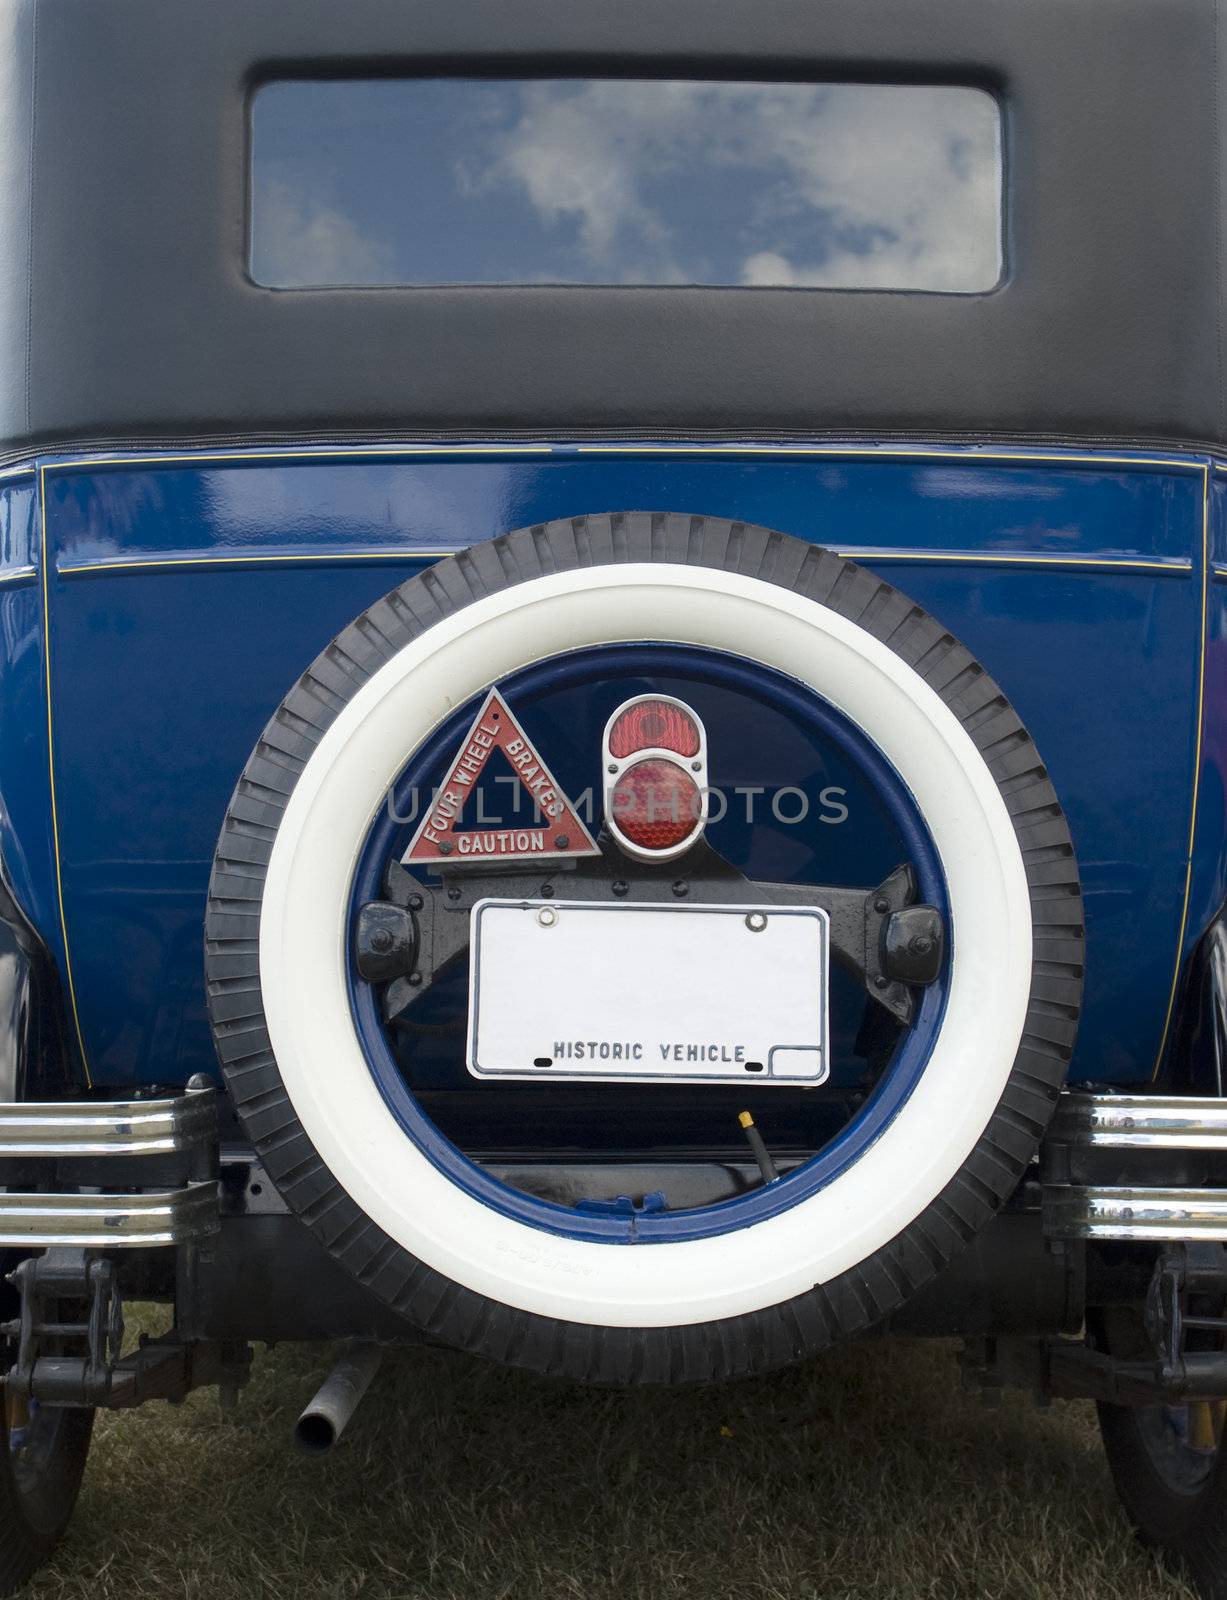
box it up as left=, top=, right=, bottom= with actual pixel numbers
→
left=356, top=839, right=944, bottom=1028
left=961, top=1243, right=1227, bottom=1406
left=3, top=1244, right=250, bottom=1411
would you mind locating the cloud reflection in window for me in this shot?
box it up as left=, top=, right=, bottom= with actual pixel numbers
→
left=252, top=79, right=1001, bottom=293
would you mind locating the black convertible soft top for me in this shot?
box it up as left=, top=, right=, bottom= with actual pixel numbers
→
left=0, top=0, right=1222, bottom=456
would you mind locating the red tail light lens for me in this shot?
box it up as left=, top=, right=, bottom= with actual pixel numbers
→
left=609, top=759, right=702, bottom=852
left=603, top=694, right=707, bottom=861
left=607, top=698, right=700, bottom=759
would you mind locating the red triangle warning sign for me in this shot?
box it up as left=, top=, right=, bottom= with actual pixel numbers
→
left=403, top=689, right=600, bottom=867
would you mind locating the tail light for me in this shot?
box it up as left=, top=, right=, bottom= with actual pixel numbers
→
left=607, top=698, right=701, bottom=759
left=603, top=694, right=708, bottom=862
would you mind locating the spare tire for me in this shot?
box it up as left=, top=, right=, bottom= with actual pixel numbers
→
left=205, top=512, right=1083, bottom=1383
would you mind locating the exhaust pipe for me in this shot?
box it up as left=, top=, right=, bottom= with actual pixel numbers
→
left=294, top=1342, right=383, bottom=1455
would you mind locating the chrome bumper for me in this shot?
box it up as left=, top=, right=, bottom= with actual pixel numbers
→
left=1044, top=1092, right=1227, bottom=1241
left=0, top=1091, right=217, bottom=1158
left=1048, top=1093, right=1227, bottom=1151
left=0, top=1183, right=220, bottom=1247
left=1044, top=1185, right=1227, bottom=1241
left=0, top=1086, right=1224, bottom=1250
left=0, top=1086, right=219, bottom=1248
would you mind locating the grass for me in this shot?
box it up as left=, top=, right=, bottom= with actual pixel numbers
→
left=27, top=1315, right=1195, bottom=1600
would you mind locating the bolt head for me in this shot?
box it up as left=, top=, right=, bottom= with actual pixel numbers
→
left=874, top=897, right=890, bottom=914
left=370, top=928, right=393, bottom=953
left=554, top=834, right=569, bottom=850
left=408, top=893, right=424, bottom=911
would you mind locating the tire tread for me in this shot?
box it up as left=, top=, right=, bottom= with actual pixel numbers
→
left=204, top=513, right=1084, bottom=1384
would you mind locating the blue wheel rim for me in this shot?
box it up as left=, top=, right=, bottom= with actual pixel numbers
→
left=348, top=643, right=950, bottom=1245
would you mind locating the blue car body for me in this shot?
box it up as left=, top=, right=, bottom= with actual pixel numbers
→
left=0, top=443, right=1214, bottom=1096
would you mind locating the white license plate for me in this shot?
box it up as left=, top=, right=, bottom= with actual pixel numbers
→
left=466, top=900, right=829, bottom=1085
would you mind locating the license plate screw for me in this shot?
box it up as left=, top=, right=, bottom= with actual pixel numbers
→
left=745, top=912, right=767, bottom=933
left=536, top=907, right=558, bottom=928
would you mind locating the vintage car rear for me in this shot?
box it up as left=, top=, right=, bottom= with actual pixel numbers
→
left=1, top=0, right=1225, bottom=1592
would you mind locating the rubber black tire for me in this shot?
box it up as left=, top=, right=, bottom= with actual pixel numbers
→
left=205, top=512, right=1084, bottom=1383
left=0, top=1399, right=93, bottom=1594
left=1096, top=1308, right=1227, bottom=1599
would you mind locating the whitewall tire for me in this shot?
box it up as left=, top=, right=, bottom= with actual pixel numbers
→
left=206, top=513, right=1083, bottom=1383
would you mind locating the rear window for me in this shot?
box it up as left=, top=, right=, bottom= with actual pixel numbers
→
left=250, top=79, right=1002, bottom=294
